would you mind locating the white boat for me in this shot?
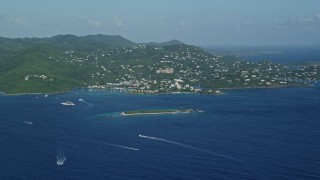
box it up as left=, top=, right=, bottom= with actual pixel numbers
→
left=61, top=101, right=75, bottom=106
left=56, top=155, right=66, bottom=166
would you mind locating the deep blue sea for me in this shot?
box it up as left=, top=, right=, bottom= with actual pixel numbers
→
left=206, top=46, right=320, bottom=64
left=1, top=86, right=320, bottom=180
left=241, top=47, right=320, bottom=64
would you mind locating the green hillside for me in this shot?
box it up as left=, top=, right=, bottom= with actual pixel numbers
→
left=0, top=35, right=319, bottom=94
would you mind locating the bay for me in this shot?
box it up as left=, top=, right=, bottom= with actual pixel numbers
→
left=0, top=86, right=320, bottom=179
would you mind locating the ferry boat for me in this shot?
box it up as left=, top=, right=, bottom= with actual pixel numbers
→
left=61, top=101, right=75, bottom=106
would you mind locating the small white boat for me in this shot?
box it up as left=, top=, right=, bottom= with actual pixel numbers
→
left=61, top=101, right=75, bottom=106
left=56, top=155, right=66, bottom=166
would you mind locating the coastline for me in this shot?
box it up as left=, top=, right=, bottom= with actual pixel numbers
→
left=1, top=90, right=71, bottom=96
left=0, top=83, right=312, bottom=96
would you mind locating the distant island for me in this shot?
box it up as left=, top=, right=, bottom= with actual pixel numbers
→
left=0, top=34, right=319, bottom=95
left=121, top=109, right=194, bottom=116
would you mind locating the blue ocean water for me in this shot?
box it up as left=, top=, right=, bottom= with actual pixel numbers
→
left=242, top=47, right=320, bottom=63
left=208, top=46, right=320, bottom=64
left=0, top=86, right=320, bottom=180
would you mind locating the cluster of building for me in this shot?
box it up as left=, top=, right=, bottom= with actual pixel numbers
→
left=24, top=74, right=53, bottom=81
left=45, top=44, right=320, bottom=94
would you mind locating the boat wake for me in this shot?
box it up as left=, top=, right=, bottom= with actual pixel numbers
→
left=101, top=141, right=139, bottom=151
left=138, top=134, right=268, bottom=179
left=78, top=98, right=93, bottom=111
left=22, top=121, right=33, bottom=125
left=138, top=134, right=222, bottom=156
left=89, top=139, right=139, bottom=151
left=56, top=147, right=66, bottom=166
left=13, top=120, right=33, bottom=125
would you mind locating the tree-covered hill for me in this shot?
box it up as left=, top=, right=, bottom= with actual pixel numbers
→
left=0, top=35, right=319, bottom=94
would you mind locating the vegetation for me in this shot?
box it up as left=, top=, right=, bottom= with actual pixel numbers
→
left=122, top=109, right=193, bottom=115
left=0, top=34, right=319, bottom=94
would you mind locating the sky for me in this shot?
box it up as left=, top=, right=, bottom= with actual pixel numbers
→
left=0, top=0, right=320, bottom=46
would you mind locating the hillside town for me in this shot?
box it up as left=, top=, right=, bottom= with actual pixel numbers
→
left=45, top=44, right=319, bottom=94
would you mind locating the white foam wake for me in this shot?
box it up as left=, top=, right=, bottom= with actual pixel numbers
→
left=14, top=120, right=33, bottom=125
left=78, top=98, right=93, bottom=111
left=91, top=140, right=139, bottom=151
left=78, top=98, right=90, bottom=105
left=56, top=147, right=66, bottom=166
left=56, top=155, right=66, bottom=166
left=103, top=142, right=139, bottom=151
left=139, top=134, right=241, bottom=161
left=139, top=134, right=269, bottom=179
left=22, top=121, right=33, bottom=125
left=139, top=134, right=191, bottom=147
